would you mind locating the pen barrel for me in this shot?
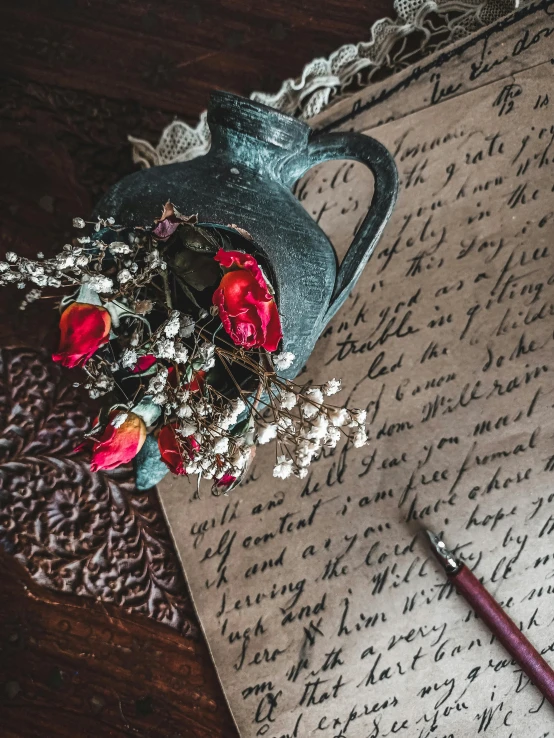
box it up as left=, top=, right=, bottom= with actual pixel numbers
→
left=453, top=565, right=554, bottom=706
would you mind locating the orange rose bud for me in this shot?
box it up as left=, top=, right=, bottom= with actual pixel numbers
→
left=52, top=302, right=111, bottom=368
left=90, top=411, right=147, bottom=472
left=213, top=249, right=282, bottom=352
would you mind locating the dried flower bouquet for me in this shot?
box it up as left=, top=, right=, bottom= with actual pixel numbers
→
left=1, top=203, right=368, bottom=492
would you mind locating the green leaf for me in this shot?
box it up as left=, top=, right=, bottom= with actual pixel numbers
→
left=174, top=276, right=202, bottom=308
left=179, top=224, right=218, bottom=253
left=168, top=248, right=221, bottom=291
left=229, top=413, right=252, bottom=437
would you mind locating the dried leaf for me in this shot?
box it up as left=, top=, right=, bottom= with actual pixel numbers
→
left=152, top=217, right=180, bottom=241
left=134, top=299, right=154, bottom=315
left=153, top=203, right=198, bottom=241
left=227, top=223, right=253, bottom=241
left=156, top=201, right=175, bottom=222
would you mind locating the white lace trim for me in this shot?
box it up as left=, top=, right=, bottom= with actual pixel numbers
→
left=130, top=0, right=522, bottom=168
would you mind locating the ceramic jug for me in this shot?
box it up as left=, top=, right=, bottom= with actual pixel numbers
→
left=94, top=91, right=398, bottom=376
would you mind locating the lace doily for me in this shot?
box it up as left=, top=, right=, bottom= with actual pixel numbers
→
left=130, top=0, right=523, bottom=168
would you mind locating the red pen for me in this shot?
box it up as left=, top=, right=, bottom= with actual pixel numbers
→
left=425, top=529, right=554, bottom=707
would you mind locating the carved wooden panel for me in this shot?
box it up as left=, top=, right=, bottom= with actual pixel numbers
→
left=0, top=347, right=197, bottom=637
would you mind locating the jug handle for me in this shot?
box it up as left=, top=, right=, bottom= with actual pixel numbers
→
left=296, top=132, right=398, bottom=325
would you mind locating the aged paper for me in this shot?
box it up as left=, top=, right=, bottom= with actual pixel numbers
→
left=160, top=5, right=554, bottom=736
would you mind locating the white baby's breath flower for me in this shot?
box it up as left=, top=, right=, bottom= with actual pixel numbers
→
left=6, top=252, right=18, bottom=263
left=353, top=427, right=369, bottom=448
left=349, top=408, right=367, bottom=427
left=73, top=217, right=86, bottom=228
left=174, top=343, right=189, bottom=363
left=177, top=389, right=190, bottom=403
left=276, top=415, right=293, bottom=434
left=36, top=252, right=44, bottom=259
left=75, top=254, right=90, bottom=267
left=145, top=249, right=161, bottom=268
left=88, top=275, right=113, bottom=293
left=110, top=241, right=132, bottom=255
left=17, top=282, right=25, bottom=289
left=121, top=349, right=138, bottom=369
left=179, top=314, right=196, bottom=338
left=148, top=366, right=168, bottom=396
left=323, top=378, right=341, bottom=396
left=301, top=387, right=324, bottom=419
left=213, top=437, right=230, bottom=454
left=230, top=398, right=246, bottom=418
left=165, top=310, right=181, bottom=338
left=196, top=399, right=209, bottom=415
left=273, top=351, right=295, bottom=371
left=297, top=452, right=314, bottom=468
left=295, top=467, right=309, bottom=479
left=117, top=269, right=132, bottom=284
left=151, top=392, right=168, bottom=406
left=112, top=411, right=128, bottom=429
left=273, top=455, right=293, bottom=479
left=154, top=337, right=175, bottom=360
left=328, top=407, right=350, bottom=427
left=280, top=391, right=297, bottom=410
left=302, top=403, right=319, bottom=419
left=197, top=342, right=215, bottom=370
left=305, top=387, right=324, bottom=404
left=178, top=420, right=197, bottom=436
left=219, top=397, right=246, bottom=429
left=86, top=374, right=114, bottom=399
left=0, top=262, right=10, bottom=272
left=55, top=253, right=76, bottom=269
left=46, top=276, right=61, bottom=288
left=307, top=414, right=329, bottom=440
left=258, top=423, right=278, bottom=444
left=324, top=426, right=341, bottom=447
left=177, top=403, right=193, bottom=419
left=230, top=447, right=248, bottom=471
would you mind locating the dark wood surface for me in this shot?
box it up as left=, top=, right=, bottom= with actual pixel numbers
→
left=0, top=2, right=393, bottom=736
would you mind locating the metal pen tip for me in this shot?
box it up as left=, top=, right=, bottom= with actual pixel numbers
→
left=423, top=527, right=462, bottom=574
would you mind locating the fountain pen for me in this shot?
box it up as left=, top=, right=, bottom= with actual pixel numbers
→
left=425, top=528, right=554, bottom=707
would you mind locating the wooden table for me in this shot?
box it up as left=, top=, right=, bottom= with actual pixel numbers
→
left=0, top=2, right=392, bottom=735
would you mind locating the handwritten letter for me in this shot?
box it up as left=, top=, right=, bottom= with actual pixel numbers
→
left=160, top=7, right=554, bottom=736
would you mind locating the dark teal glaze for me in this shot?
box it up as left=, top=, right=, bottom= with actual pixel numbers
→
left=94, top=91, right=398, bottom=378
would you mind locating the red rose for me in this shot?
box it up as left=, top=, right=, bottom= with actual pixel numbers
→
left=158, top=423, right=200, bottom=475
left=213, top=249, right=282, bottom=352
left=185, top=370, right=206, bottom=393
left=52, top=302, right=111, bottom=368
left=212, top=473, right=237, bottom=494
left=132, top=354, right=157, bottom=373
left=90, top=411, right=147, bottom=472
left=132, top=355, right=179, bottom=387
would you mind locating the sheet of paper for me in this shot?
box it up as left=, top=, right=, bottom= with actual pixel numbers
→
left=159, top=5, right=554, bottom=736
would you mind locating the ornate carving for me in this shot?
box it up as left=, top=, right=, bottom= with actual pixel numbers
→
left=0, top=347, right=197, bottom=637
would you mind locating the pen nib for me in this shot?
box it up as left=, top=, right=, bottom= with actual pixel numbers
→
left=424, top=528, right=462, bottom=574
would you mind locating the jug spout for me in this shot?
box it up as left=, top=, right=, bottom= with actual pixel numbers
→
left=207, top=91, right=310, bottom=179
